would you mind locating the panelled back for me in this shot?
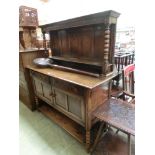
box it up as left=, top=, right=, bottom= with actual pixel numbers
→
left=50, top=24, right=113, bottom=63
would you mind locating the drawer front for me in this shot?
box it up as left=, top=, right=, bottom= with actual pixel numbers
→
left=52, top=78, right=84, bottom=96
left=31, top=71, right=50, bottom=84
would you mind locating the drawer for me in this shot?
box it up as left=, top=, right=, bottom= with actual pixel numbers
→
left=52, top=78, right=84, bottom=96
left=30, top=70, right=50, bottom=84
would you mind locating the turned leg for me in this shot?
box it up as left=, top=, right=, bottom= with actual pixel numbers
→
left=86, top=130, right=91, bottom=151
left=34, top=96, right=39, bottom=107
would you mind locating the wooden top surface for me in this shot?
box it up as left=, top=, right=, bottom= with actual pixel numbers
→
left=93, top=98, right=135, bottom=135
left=27, top=66, right=117, bottom=89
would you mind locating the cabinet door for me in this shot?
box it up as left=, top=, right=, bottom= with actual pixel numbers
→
left=68, top=95, right=85, bottom=122
left=33, top=77, right=43, bottom=96
left=42, top=82, right=53, bottom=103
left=54, top=88, right=68, bottom=110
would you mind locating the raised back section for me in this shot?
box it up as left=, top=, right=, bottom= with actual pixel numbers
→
left=40, top=10, right=120, bottom=76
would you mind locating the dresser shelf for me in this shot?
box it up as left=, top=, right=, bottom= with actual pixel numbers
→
left=38, top=102, right=85, bottom=143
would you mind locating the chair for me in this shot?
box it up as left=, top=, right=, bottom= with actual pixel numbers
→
left=111, top=64, right=135, bottom=104
left=90, top=64, right=135, bottom=155
left=113, top=52, right=135, bottom=87
left=90, top=99, right=135, bottom=155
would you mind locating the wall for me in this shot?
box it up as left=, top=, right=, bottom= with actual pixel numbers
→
left=18, top=0, right=136, bottom=28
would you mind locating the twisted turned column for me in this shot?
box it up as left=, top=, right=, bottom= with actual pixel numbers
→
left=43, top=32, right=47, bottom=49
left=43, top=32, right=49, bottom=57
left=34, top=96, right=39, bottom=107
left=103, top=24, right=111, bottom=75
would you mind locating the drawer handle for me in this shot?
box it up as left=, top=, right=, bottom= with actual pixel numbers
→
left=49, top=92, right=56, bottom=97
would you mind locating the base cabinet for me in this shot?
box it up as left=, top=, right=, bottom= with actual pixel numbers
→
left=54, top=88, right=68, bottom=110
left=68, top=95, right=85, bottom=122
left=30, top=71, right=85, bottom=126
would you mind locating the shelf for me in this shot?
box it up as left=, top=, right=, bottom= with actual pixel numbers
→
left=38, top=103, right=85, bottom=143
left=50, top=56, right=102, bottom=66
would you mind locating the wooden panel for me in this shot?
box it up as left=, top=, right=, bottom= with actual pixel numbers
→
left=68, top=29, right=81, bottom=58
left=19, top=70, right=28, bottom=90
left=42, top=82, right=52, bottom=102
left=68, top=95, right=85, bottom=122
left=31, top=71, right=50, bottom=83
left=94, top=25, right=105, bottom=61
left=59, top=30, right=69, bottom=57
left=52, top=78, right=84, bottom=96
left=20, top=50, right=48, bottom=68
left=81, top=27, right=94, bottom=59
left=50, top=32, right=61, bottom=56
left=19, top=50, right=47, bottom=111
left=33, top=78, right=43, bottom=96
left=54, top=88, right=68, bottom=110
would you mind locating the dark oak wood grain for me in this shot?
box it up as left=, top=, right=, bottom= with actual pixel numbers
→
left=19, top=49, right=48, bottom=110
left=40, top=10, right=120, bottom=76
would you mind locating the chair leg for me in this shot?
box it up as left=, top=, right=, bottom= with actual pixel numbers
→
left=128, top=134, right=131, bottom=155
left=90, top=122, right=105, bottom=153
left=115, top=129, right=119, bottom=134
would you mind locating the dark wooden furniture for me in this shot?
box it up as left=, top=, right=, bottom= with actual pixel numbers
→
left=19, top=6, right=39, bottom=50
left=23, top=10, right=120, bottom=150
left=19, top=6, right=49, bottom=110
left=19, top=5, right=38, bottom=27
left=19, top=49, right=48, bottom=110
left=40, top=10, right=120, bottom=77
left=28, top=66, right=118, bottom=149
left=91, top=98, right=135, bottom=155
left=112, top=64, right=135, bottom=103
left=113, top=51, right=135, bottom=87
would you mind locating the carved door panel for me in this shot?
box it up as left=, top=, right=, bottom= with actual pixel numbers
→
left=68, top=95, right=85, bottom=123
left=42, top=82, right=53, bottom=103
left=33, top=77, right=43, bottom=96
left=54, top=88, right=68, bottom=110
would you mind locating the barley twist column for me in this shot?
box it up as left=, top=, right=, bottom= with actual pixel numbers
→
left=34, top=96, right=39, bottom=107
left=103, top=24, right=111, bottom=75
left=43, top=32, right=49, bottom=57
left=43, top=32, right=47, bottom=49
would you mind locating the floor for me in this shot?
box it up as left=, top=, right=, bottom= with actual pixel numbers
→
left=20, top=100, right=135, bottom=155
left=19, top=101, right=89, bottom=155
